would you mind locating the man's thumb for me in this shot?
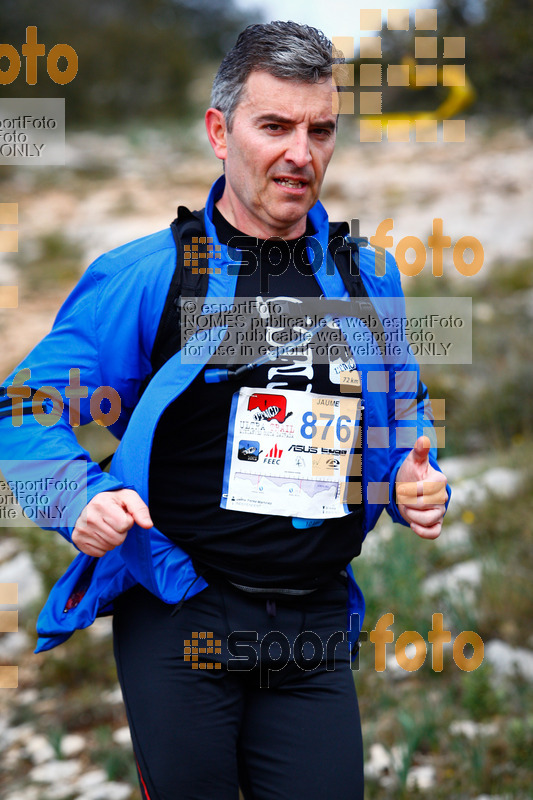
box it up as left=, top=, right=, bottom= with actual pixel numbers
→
left=413, top=435, right=431, bottom=465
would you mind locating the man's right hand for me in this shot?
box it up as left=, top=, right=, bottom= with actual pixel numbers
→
left=72, top=489, right=153, bottom=557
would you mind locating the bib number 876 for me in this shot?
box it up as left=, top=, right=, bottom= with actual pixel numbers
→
left=300, top=411, right=353, bottom=443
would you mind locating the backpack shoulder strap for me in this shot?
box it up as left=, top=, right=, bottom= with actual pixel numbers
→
left=136, top=206, right=209, bottom=401
left=327, top=221, right=386, bottom=358
left=327, top=220, right=365, bottom=296
left=149, top=205, right=209, bottom=377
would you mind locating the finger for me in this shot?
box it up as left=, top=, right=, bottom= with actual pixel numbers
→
left=412, top=435, right=431, bottom=465
left=401, top=507, right=445, bottom=527
left=396, top=480, right=418, bottom=505
left=82, top=544, right=107, bottom=557
left=410, top=519, right=442, bottom=539
left=396, top=479, right=447, bottom=506
left=81, top=508, right=132, bottom=536
left=74, top=516, right=128, bottom=550
left=86, top=495, right=135, bottom=534
left=121, top=490, right=153, bottom=529
left=92, top=520, right=130, bottom=548
left=421, top=481, right=448, bottom=505
left=101, top=508, right=135, bottom=535
left=71, top=533, right=107, bottom=558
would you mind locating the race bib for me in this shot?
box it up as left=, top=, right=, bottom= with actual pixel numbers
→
left=221, top=388, right=361, bottom=519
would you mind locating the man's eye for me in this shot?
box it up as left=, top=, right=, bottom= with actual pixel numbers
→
left=313, top=128, right=332, bottom=137
left=264, top=124, right=283, bottom=132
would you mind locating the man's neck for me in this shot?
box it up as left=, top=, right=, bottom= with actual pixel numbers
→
left=213, top=204, right=314, bottom=245
left=214, top=197, right=307, bottom=240
left=213, top=200, right=312, bottom=241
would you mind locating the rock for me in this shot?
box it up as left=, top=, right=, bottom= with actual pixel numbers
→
left=437, top=454, right=486, bottom=483
left=406, top=764, right=436, bottom=790
left=24, top=733, right=56, bottom=764
left=3, top=748, right=24, bottom=769
left=42, top=784, right=82, bottom=800
left=450, top=468, right=523, bottom=510
left=29, top=758, right=82, bottom=783
left=112, top=726, right=131, bottom=746
left=434, top=522, right=471, bottom=553
left=422, top=559, right=482, bottom=598
left=87, top=616, right=113, bottom=641
left=364, top=742, right=392, bottom=780
left=449, top=720, right=498, bottom=739
left=0, top=630, right=32, bottom=659
left=5, top=723, right=35, bottom=746
left=484, top=639, right=533, bottom=682
left=60, top=733, right=86, bottom=758
left=4, top=788, right=40, bottom=800
left=102, top=686, right=124, bottom=705
left=0, top=552, right=43, bottom=609
left=473, top=302, right=494, bottom=323
left=449, top=478, right=488, bottom=509
left=473, top=796, right=510, bottom=800
left=15, top=688, right=39, bottom=706
left=0, top=725, right=7, bottom=755
left=364, top=741, right=405, bottom=787
left=481, top=468, right=522, bottom=497
left=0, top=537, right=19, bottom=563
left=66, top=767, right=133, bottom=800
left=76, top=782, right=132, bottom=800
left=73, top=770, right=109, bottom=792
left=0, top=259, right=18, bottom=284
left=385, top=641, right=425, bottom=680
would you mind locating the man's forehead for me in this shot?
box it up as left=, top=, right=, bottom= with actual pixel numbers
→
left=237, top=70, right=336, bottom=122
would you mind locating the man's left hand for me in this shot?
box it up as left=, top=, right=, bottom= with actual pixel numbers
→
left=395, top=435, right=448, bottom=539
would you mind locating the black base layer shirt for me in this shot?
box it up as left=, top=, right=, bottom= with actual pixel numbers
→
left=148, top=207, right=365, bottom=589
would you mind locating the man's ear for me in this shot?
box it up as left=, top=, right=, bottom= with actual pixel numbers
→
left=205, top=108, right=228, bottom=161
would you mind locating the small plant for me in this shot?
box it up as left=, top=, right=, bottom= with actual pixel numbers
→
left=460, top=664, right=500, bottom=721
left=394, top=707, right=439, bottom=788
left=18, top=231, right=83, bottom=293
left=47, top=725, right=66, bottom=759
left=90, top=725, right=137, bottom=785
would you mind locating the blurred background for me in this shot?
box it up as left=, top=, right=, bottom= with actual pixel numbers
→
left=0, top=1, right=532, bottom=798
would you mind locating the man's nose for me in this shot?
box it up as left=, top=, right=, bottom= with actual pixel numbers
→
left=284, top=131, right=312, bottom=168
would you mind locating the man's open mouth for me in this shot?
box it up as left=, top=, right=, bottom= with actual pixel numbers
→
left=273, top=178, right=307, bottom=188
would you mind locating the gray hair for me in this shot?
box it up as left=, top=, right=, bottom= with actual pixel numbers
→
left=210, top=21, right=344, bottom=131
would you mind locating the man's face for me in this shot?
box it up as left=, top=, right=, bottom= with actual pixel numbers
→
left=209, top=70, right=337, bottom=239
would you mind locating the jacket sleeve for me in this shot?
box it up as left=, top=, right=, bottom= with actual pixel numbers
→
left=0, top=246, right=164, bottom=543
left=380, top=255, right=450, bottom=526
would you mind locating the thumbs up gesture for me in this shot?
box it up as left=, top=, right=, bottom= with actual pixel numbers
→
left=395, top=435, right=448, bottom=539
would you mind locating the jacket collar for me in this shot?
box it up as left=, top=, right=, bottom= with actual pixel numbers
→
left=203, top=175, right=343, bottom=298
